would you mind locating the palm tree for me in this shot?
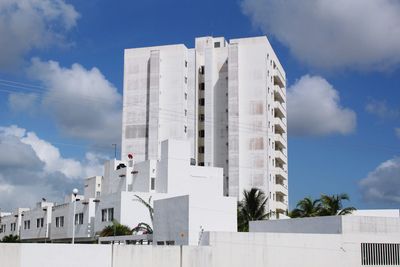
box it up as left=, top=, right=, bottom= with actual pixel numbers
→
left=237, top=188, right=269, bottom=232
left=99, top=220, right=132, bottom=237
left=1, top=234, right=20, bottom=243
left=134, top=195, right=154, bottom=223
left=319, top=193, right=356, bottom=216
left=289, top=197, right=321, bottom=218
left=132, top=222, right=153, bottom=234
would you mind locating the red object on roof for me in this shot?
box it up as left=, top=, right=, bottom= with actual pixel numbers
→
left=128, top=153, right=134, bottom=159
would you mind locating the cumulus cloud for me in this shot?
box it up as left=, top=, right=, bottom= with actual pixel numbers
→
left=0, top=0, right=79, bottom=71
left=0, top=125, right=106, bottom=210
left=359, top=157, right=400, bottom=204
left=26, top=58, right=122, bottom=144
left=365, top=99, right=399, bottom=119
left=287, top=75, right=356, bottom=136
left=8, top=92, right=38, bottom=113
left=241, top=0, right=400, bottom=70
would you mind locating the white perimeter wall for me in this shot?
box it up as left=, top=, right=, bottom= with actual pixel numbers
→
left=1, top=230, right=400, bottom=267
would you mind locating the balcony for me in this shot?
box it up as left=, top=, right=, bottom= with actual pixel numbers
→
left=275, top=168, right=288, bottom=181
left=274, top=118, right=286, bottom=135
left=275, top=134, right=286, bottom=150
left=274, top=68, right=285, bottom=88
left=275, top=183, right=288, bottom=196
left=275, top=150, right=287, bottom=165
left=274, top=101, right=286, bottom=120
left=275, top=199, right=288, bottom=212
left=274, top=85, right=285, bottom=104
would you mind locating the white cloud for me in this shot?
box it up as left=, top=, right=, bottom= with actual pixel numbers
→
left=287, top=75, right=356, bottom=136
left=8, top=92, right=38, bottom=113
left=359, top=157, right=400, bottom=204
left=365, top=100, right=399, bottom=119
left=27, top=58, right=122, bottom=144
left=0, top=125, right=106, bottom=210
left=241, top=0, right=400, bottom=71
left=0, top=0, right=79, bottom=71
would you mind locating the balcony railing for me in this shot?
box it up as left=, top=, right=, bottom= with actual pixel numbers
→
left=275, top=134, right=286, bottom=149
left=274, top=118, right=286, bottom=135
left=275, top=199, right=288, bottom=212
left=275, top=183, right=288, bottom=196
left=274, top=85, right=285, bottom=103
left=274, top=68, right=285, bottom=88
left=274, top=101, right=286, bottom=119
left=275, top=150, right=287, bottom=165
left=275, top=168, right=288, bottom=181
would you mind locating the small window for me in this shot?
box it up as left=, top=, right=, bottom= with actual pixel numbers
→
left=199, top=130, right=205, bottom=138
left=36, top=218, right=44, bottom=228
left=11, top=223, right=16, bottom=232
left=184, top=125, right=187, bottom=133
left=24, top=220, right=30, bottom=230
left=166, top=240, right=175, bottom=245
left=199, top=114, right=205, bottom=122
left=184, top=109, right=187, bottom=116
left=199, top=162, right=205, bottom=166
left=184, top=76, right=187, bottom=84
left=184, top=60, right=188, bottom=67
left=214, top=42, right=220, bottom=48
left=199, top=146, right=205, bottom=153
left=102, top=208, right=114, bottom=222
left=199, top=83, right=205, bottom=91
left=199, top=98, right=205, bottom=106
left=184, top=93, right=187, bottom=100
left=75, top=213, right=84, bottom=225
left=151, top=177, right=155, bottom=190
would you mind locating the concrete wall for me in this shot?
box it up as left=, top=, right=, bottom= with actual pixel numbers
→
left=1, top=229, right=399, bottom=267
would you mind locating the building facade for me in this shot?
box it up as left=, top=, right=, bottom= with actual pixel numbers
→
left=122, top=36, right=288, bottom=217
left=0, top=140, right=236, bottom=244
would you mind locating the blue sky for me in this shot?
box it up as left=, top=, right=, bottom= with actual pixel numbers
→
left=0, top=0, right=399, bottom=210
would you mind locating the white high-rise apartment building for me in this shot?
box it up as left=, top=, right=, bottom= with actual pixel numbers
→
left=122, top=36, right=288, bottom=217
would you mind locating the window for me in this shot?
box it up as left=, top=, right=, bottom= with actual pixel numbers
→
left=56, top=216, right=64, bottom=228
left=0, top=224, right=5, bottom=233
left=199, top=82, right=205, bottom=91
left=199, top=66, right=205, bottom=74
left=199, top=146, right=205, bottom=154
left=11, top=223, right=16, bottom=232
left=199, top=98, right=205, bottom=106
left=184, top=109, right=187, bottom=116
left=199, top=130, right=205, bottom=138
left=214, top=42, right=220, bottom=48
left=24, top=220, right=30, bottom=230
left=151, top=177, right=155, bottom=190
left=184, top=93, right=187, bottom=100
left=36, top=218, right=44, bottom=228
left=96, top=191, right=101, bottom=198
left=199, top=162, right=205, bottom=166
left=75, top=213, right=84, bottom=225
left=199, top=114, right=205, bottom=122
left=184, top=125, right=187, bottom=133
left=101, top=208, right=114, bottom=222
left=184, top=60, right=188, bottom=67
left=184, top=76, right=187, bottom=84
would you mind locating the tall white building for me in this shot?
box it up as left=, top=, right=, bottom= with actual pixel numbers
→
left=122, top=36, right=288, bottom=217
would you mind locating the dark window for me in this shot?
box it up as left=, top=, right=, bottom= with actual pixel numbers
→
left=199, top=162, right=205, bottom=166
left=199, top=130, right=205, bottom=138
left=199, top=146, right=205, bottom=153
left=151, top=177, right=155, bottom=190
left=214, top=42, right=220, bottom=48
left=75, top=213, right=84, bottom=225
left=199, top=114, right=205, bottom=122
left=184, top=61, right=188, bottom=67
left=199, top=82, right=205, bottom=91
left=184, top=126, right=187, bottom=133
left=199, top=66, right=205, bottom=74
left=199, top=98, right=205, bottom=106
